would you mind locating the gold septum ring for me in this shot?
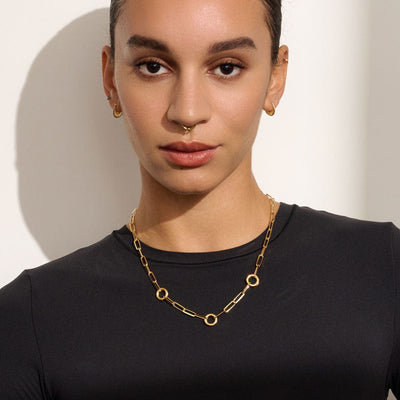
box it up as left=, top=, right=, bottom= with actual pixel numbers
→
left=181, top=124, right=195, bottom=133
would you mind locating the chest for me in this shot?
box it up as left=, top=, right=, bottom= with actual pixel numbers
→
left=36, top=262, right=394, bottom=400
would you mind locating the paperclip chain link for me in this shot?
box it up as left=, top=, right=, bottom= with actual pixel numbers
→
left=129, top=195, right=276, bottom=326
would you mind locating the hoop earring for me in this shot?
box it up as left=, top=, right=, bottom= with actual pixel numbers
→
left=266, top=103, right=276, bottom=117
left=113, top=104, right=123, bottom=119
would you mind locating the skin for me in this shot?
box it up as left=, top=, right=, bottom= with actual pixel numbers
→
left=102, top=0, right=288, bottom=252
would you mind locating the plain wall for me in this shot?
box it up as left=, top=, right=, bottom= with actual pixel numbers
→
left=366, top=0, right=400, bottom=226
left=255, top=0, right=371, bottom=218
left=1, top=1, right=398, bottom=280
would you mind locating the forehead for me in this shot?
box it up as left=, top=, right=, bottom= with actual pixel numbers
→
left=116, top=0, right=269, bottom=49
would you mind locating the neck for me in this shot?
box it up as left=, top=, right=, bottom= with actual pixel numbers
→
left=133, top=166, right=277, bottom=252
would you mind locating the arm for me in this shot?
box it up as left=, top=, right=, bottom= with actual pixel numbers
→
left=388, top=225, right=400, bottom=398
left=0, top=272, right=48, bottom=399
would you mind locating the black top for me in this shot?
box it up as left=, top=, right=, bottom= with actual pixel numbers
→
left=1, top=203, right=400, bottom=400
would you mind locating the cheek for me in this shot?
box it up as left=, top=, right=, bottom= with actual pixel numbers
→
left=117, top=85, right=167, bottom=150
left=216, top=80, right=266, bottom=139
left=115, top=65, right=166, bottom=129
left=121, top=90, right=161, bottom=128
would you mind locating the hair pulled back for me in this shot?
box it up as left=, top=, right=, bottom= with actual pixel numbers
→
left=109, top=0, right=282, bottom=62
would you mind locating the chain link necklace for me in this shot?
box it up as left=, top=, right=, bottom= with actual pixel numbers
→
left=128, top=195, right=276, bottom=327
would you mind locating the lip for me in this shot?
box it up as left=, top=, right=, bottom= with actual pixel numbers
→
left=159, top=141, right=219, bottom=167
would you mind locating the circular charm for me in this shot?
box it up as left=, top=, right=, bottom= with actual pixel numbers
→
left=156, top=288, right=169, bottom=301
left=246, top=274, right=260, bottom=287
left=204, top=314, right=218, bottom=326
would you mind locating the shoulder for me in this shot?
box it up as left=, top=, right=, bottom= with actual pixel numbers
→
left=288, top=203, right=393, bottom=230
left=0, top=229, right=132, bottom=398
left=286, top=203, right=398, bottom=243
left=0, top=226, right=134, bottom=304
left=30, top=226, right=132, bottom=278
left=279, top=203, right=400, bottom=271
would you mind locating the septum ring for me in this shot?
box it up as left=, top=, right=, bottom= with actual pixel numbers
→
left=181, top=124, right=196, bottom=133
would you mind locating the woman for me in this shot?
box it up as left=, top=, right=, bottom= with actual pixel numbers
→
left=1, top=0, right=399, bottom=399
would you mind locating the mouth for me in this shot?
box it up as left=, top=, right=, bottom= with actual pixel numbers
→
left=159, top=141, right=219, bottom=167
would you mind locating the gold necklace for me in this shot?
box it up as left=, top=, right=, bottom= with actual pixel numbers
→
left=128, top=195, right=276, bottom=327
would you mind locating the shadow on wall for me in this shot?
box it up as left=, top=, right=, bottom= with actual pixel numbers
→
left=16, top=9, right=141, bottom=261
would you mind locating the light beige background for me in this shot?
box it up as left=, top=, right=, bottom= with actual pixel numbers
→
left=3, top=0, right=399, bottom=281
left=0, top=0, right=398, bottom=398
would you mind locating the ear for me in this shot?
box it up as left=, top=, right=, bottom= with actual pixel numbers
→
left=102, top=45, right=118, bottom=107
left=263, top=45, right=289, bottom=114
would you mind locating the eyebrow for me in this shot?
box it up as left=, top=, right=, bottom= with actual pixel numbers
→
left=209, top=37, right=257, bottom=53
left=126, top=35, right=256, bottom=54
left=126, top=35, right=170, bottom=52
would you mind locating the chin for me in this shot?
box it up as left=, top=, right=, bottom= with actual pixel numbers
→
left=141, top=161, right=239, bottom=197
left=156, top=171, right=224, bottom=197
left=162, top=181, right=216, bottom=196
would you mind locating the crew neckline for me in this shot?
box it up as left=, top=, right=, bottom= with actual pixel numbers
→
left=113, top=202, right=294, bottom=265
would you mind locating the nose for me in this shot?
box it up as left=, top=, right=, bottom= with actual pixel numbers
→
left=166, top=71, right=211, bottom=131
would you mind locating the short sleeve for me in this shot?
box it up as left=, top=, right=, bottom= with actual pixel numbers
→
left=0, top=271, right=47, bottom=399
left=387, top=224, right=400, bottom=398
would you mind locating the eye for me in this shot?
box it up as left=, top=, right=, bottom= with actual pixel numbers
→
left=136, top=60, right=169, bottom=76
left=212, top=63, right=244, bottom=78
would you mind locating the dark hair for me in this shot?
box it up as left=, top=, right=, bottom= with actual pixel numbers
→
left=109, top=0, right=282, bottom=62
left=109, top=0, right=126, bottom=60
left=263, top=0, right=282, bottom=62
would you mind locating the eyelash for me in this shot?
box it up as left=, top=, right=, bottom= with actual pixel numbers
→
left=135, top=58, right=169, bottom=78
left=211, top=61, right=245, bottom=80
left=134, top=58, right=246, bottom=80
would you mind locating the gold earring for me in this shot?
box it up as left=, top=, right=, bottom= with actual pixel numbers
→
left=266, top=103, right=276, bottom=117
left=113, top=104, right=123, bottom=118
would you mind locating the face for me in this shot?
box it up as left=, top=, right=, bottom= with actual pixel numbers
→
left=103, top=0, right=287, bottom=195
